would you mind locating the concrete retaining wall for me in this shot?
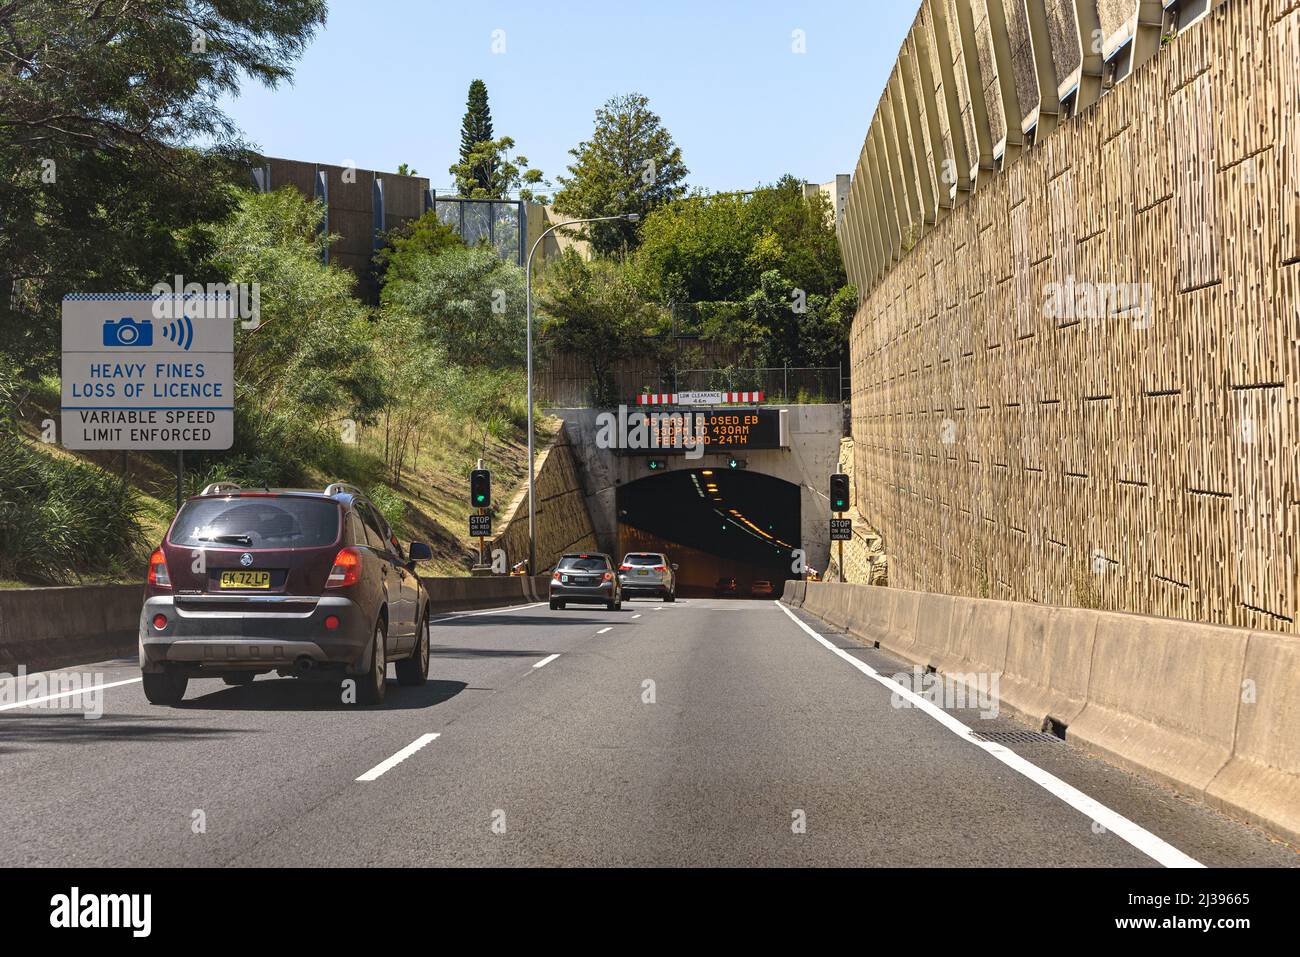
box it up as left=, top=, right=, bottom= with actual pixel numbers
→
left=784, top=580, right=1300, bottom=847
left=1, top=576, right=551, bottom=675
left=490, top=426, right=599, bottom=573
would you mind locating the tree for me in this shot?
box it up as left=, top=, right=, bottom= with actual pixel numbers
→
left=0, top=0, right=328, bottom=374
left=634, top=175, right=845, bottom=306
left=554, top=93, right=689, bottom=256
left=396, top=163, right=419, bottom=176
left=458, top=79, right=495, bottom=192
left=381, top=245, right=527, bottom=368
left=631, top=175, right=855, bottom=368
left=374, top=210, right=463, bottom=288
left=211, top=188, right=385, bottom=425
left=449, top=136, right=548, bottom=203
left=698, top=270, right=854, bottom=369
left=538, top=251, right=669, bottom=406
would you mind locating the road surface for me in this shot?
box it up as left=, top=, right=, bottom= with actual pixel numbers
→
left=1, top=598, right=1295, bottom=867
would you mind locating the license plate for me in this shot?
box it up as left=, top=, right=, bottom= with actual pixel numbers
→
left=637, top=569, right=649, bottom=575
left=219, top=570, right=271, bottom=589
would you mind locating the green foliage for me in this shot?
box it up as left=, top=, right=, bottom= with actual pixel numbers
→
left=367, top=484, right=408, bottom=537
left=374, top=210, right=464, bottom=287
left=632, top=175, right=854, bottom=367
left=381, top=245, right=526, bottom=368
left=459, top=79, right=496, bottom=191
left=0, top=0, right=328, bottom=376
left=0, top=361, right=142, bottom=583
left=697, top=270, right=855, bottom=368
left=538, top=251, right=669, bottom=405
left=449, top=136, right=548, bottom=203
left=212, top=188, right=386, bottom=424
left=553, top=93, right=689, bottom=256
left=635, top=175, right=845, bottom=305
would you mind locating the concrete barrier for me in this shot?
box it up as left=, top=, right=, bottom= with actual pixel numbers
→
left=933, top=596, right=1011, bottom=681
left=1205, top=633, right=1300, bottom=845
left=1068, top=613, right=1248, bottom=799
left=998, top=605, right=1097, bottom=728
left=0, top=584, right=143, bottom=672
left=784, top=581, right=1300, bottom=847
left=845, top=584, right=894, bottom=646
left=0, top=574, right=554, bottom=675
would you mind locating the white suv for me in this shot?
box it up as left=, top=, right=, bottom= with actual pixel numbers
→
left=618, top=552, right=677, bottom=602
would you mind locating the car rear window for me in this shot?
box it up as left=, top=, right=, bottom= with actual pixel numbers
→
left=170, top=497, right=341, bottom=549
left=624, top=554, right=663, bottom=565
left=558, top=556, right=609, bottom=571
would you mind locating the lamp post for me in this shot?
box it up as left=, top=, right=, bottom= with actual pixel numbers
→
left=525, top=212, right=639, bottom=575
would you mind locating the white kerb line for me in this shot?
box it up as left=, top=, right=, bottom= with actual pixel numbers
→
left=774, top=601, right=1204, bottom=869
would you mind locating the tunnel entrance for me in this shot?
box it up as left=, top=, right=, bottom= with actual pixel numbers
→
left=616, top=468, right=801, bottom=599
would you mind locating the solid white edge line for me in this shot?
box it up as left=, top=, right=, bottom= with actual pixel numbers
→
left=356, top=732, right=440, bottom=782
left=773, top=601, right=1205, bottom=869
left=0, top=676, right=142, bottom=713
left=430, top=602, right=546, bottom=624
left=533, top=653, right=561, bottom=669
left=597, top=627, right=613, bottom=634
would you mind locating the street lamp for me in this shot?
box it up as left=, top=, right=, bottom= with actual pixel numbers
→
left=524, top=211, right=639, bottom=575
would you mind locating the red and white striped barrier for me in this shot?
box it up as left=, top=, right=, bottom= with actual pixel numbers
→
left=635, top=391, right=764, bottom=406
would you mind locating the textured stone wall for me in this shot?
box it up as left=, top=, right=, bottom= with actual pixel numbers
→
left=490, top=427, right=599, bottom=572
left=845, top=0, right=1300, bottom=632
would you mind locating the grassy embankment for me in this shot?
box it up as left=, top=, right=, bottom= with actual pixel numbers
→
left=1, top=374, right=552, bottom=588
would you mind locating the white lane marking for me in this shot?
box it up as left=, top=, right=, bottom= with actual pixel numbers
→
left=774, top=601, right=1205, bottom=869
left=631, top=614, right=642, bottom=619
left=430, top=602, right=546, bottom=624
left=597, top=627, right=613, bottom=634
left=0, top=676, right=141, bottom=713
left=356, top=733, right=440, bottom=782
left=533, top=653, right=561, bottom=669
left=653, top=607, right=663, bottom=612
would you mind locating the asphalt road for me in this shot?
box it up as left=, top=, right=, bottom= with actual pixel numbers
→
left=1, top=598, right=1295, bottom=867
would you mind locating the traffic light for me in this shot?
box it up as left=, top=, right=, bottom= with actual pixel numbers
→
left=830, top=473, right=850, bottom=513
left=728, top=457, right=747, bottom=470
left=648, top=458, right=667, bottom=472
left=470, top=468, right=491, bottom=509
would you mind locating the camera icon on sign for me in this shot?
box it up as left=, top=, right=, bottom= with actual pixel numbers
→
left=103, top=317, right=153, bottom=347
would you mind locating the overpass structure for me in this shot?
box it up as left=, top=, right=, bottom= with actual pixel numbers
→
left=838, top=0, right=1299, bottom=632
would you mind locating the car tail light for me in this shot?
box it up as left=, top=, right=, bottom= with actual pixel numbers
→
left=326, top=547, right=362, bottom=588
left=324, top=615, right=340, bottom=631
left=152, top=614, right=167, bottom=630
left=602, top=572, right=613, bottom=581
left=620, top=564, right=632, bottom=571
left=552, top=571, right=561, bottom=581
left=147, top=548, right=171, bottom=587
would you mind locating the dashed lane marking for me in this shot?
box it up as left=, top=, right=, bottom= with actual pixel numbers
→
left=356, top=733, right=440, bottom=782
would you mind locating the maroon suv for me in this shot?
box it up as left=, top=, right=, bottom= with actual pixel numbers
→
left=139, top=482, right=434, bottom=706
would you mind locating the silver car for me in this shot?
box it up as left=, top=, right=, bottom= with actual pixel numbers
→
left=618, top=552, right=677, bottom=602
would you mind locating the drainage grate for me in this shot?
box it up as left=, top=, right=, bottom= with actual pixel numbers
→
left=970, top=729, right=1062, bottom=745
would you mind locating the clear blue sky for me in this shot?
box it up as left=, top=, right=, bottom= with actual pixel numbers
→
left=219, top=0, right=915, bottom=194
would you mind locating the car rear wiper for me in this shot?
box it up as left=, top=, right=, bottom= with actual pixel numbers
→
left=198, top=534, right=254, bottom=545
